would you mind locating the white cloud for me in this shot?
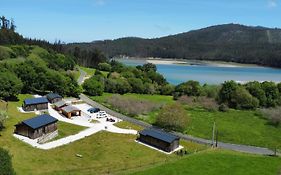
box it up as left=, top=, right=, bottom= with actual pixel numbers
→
left=268, top=0, right=278, bottom=8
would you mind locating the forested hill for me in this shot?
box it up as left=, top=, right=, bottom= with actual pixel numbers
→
left=66, top=24, right=281, bottom=68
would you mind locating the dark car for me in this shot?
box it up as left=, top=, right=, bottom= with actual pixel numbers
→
left=87, top=107, right=100, bottom=113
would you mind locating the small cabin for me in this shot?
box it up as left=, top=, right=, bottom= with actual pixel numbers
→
left=23, top=97, right=49, bottom=111
left=61, top=105, right=81, bottom=118
left=138, top=129, right=180, bottom=152
left=53, top=101, right=67, bottom=112
left=14, top=114, right=58, bottom=139
left=46, top=93, right=62, bottom=104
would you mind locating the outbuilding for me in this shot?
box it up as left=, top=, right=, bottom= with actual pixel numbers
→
left=53, top=100, right=67, bottom=112
left=46, top=93, right=62, bottom=103
left=23, top=97, right=49, bottom=111
left=61, top=105, right=81, bottom=118
left=138, top=129, right=180, bottom=152
left=14, top=114, right=58, bottom=139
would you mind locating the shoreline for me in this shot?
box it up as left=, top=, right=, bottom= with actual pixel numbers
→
left=123, top=57, right=260, bottom=68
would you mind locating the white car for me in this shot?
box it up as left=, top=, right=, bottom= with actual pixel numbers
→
left=96, top=111, right=108, bottom=118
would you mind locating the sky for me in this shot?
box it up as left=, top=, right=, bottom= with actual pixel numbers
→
left=1, top=0, right=281, bottom=43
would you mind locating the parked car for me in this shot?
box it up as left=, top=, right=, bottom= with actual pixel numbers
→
left=87, top=107, right=100, bottom=113
left=97, top=111, right=108, bottom=118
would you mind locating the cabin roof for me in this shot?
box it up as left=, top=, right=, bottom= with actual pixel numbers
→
left=61, top=105, right=80, bottom=113
left=46, top=93, right=62, bottom=100
left=54, top=100, right=67, bottom=108
left=22, top=114, right=58, bottom=130
left=24, top=97, right=49, bottom=106
left=139, top=129, right=179, bottom=143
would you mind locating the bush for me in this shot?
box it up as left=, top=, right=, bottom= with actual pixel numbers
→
left=160, top=84, right=175, bottom=95
left=83, top=77, right=104, bottom=96
left=106, top=95, right=161, bottom=116
left=128, top=78, right=145, bottom=94
left=202, top=84, right=221, bottom=98
left=261, top=81, right=280, bottom=107
left=197, top=97, right=219, bottom=111
left=0, top=148, right=15, bottom=175
left=261, top=107, right=281, bottom=126
left=232, top=87, right=259, bottom=110
left=0, top=110, right=8, bottom=131
left=98, top=62, right=111, bottom=71
left=156, top=103, right=190, bottom=132
left=174, top=80, right=202, bottom=98
left=177, top=96, right=218, bottom=111
left=0, top=71, right=23, bottom=100
left=245, top=81, right=267, bottom=107
left=219, top=104, right=229, bottom=112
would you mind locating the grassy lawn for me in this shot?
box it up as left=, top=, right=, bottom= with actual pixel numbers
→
left=0, top=94, right=208, bottom=175
left=186, top=107, right=281, bottom=149
left=114, top=121, right=144, bottom=131
left=129, top=150, right=281, bottom=175
left=91, top=93, right=174, bottom=123
left=91, top=93, right=281, bottom=149
left=80, top=66, right=109, bottom=77
left=53, top=121, right=86, bottom=140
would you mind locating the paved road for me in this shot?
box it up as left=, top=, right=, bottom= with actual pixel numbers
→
left=78, top=68, right=87, bottom=85
left=79, top=94, right=276, bottom=155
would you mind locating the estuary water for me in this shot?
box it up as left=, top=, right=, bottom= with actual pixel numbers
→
left=116, top=59, right=281, bottom=85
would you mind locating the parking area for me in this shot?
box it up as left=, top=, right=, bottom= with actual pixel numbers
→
left=14, top=98, right=138, bottom=149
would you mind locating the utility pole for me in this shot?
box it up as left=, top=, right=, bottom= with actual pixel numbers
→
left=215, top=130, right=219, bottom=148
left=212, top=122, right=216, bottom=148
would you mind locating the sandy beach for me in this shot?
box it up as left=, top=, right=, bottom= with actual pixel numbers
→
left=146, top=59, right=187, bottom=65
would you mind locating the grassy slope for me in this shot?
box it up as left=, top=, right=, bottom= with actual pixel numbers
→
left=91, top=93, right=281, bottom=148
left=186, top=107, right=281, bottom=149
left=80, top=66, right=109, bottom=77
left=0, top=94, right=207, bottom=175
left=129, top=150, right=281, bottom=175
left=54, top=121, right=86, bottom=140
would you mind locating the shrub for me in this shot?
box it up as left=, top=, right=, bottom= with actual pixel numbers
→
left=106, top=95, right=161, bottom=116
left=0, top=148, right=15, bottom=175
left=0, top=71, right=23, bottom=100
left=177, top=95, right=196, bottom=106
left=202, top=84, right=221, bottom=98
left=83, top=77, right=104, bottom=96
left=261, top=81, right=280, bottom=107
left=174, top=80, right=202, bottom=98
left=245, top=81, right=267, bottom=107
left=231, top=87, right=259, bottom=110
left=219, top=104, right=229, bottom=112
left=177, top=96, right=218, bottom=111
left=98, top=62, right=111, bottom=72
left=261, top=107, right=281, bottom=126
left=197, top=97, right=219, bottom=111
left=156, top=103, right=189, bottom=132
left=128, top=78, right=145, bottom=94
left=160, top=84, right=175, bottom=95
left=0, top=110, right=8, bottom=131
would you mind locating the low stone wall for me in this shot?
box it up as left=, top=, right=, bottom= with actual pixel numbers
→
left=37, top=130, right=59, bottom=144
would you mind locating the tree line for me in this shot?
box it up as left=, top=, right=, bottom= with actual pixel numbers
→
left=66, top=24, right=281, bottom=68
left=0, top=45, right=81, bottom=100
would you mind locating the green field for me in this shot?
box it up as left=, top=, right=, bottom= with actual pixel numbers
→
left=53, top=121, right=86, bottom=140
left=80, top=66, right=109, bottom=77
left=0, top=94, right=207, bottom=174
left=91, top=93, right=281, bottom=149
left=129, top=150, right=281, bottom=175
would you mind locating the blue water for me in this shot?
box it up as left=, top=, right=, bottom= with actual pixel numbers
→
left=117, top=59, right=281, bottom=85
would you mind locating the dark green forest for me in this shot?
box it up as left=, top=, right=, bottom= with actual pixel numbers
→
left=66, top=24, right=281, bottom=68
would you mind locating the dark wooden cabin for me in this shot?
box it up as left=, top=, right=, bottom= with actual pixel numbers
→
left=138, top=129, right=180, bottom=152
left=23, top=97, right=49, bottom=111
left=53, top=100, right=67, bottom=112
left=46, top=93, right=62, bottom=104
left=61, top=105, right=81, bottom=118
left=14, top=114, right=58, bottom=139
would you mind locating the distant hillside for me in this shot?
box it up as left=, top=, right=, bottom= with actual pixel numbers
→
left=66, top=24, right=281, bottom=68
